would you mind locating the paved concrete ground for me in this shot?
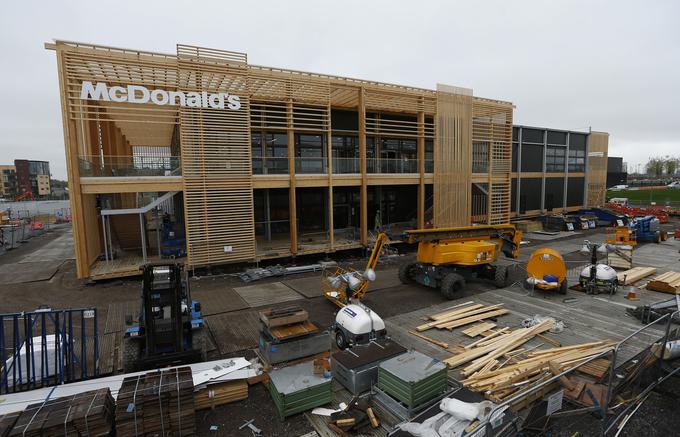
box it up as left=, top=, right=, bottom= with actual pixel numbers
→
left=1, top=221, right=679, bottom=436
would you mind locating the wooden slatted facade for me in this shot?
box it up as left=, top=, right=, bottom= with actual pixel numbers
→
left=48, top=40, right=570, bottom=280
left=586, top=131, right=610, bottom=207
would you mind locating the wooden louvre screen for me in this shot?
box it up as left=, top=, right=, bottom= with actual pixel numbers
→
left=586, top=131, right=609, bottom=207
left=178, top=45, right=255, bottom=266
left=473, top=99, right=513, bottom=224
left=434, top=85, right=473, bottom=227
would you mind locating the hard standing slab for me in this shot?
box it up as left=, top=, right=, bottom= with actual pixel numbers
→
left=205, top=310, right=261, bottom=354
left=19, top=231, right=74, bottom=263
left=233, top=281, right=303, bottom=308
left=0, top=261, right=63, bottom=284
left=191, top=287, right=249, bottom=315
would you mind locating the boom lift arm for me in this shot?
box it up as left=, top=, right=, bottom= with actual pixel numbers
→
left=322, top=232, right=389, bottom=307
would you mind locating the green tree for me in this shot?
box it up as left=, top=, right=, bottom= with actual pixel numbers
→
left=664, top=157, right=679, bottom=176
left=646, top=157, right=664, bottom=177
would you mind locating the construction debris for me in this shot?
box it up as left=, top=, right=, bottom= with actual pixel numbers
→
left=645, top=271, right=680, bottom=294
left=617, top=266, right=657, bottom=285
left=238, top=262, right=337, bottom=282
left=458, top=339, right=615, bottom=406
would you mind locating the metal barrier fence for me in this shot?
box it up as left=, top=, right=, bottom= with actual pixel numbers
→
left=0, top=308, right=99, bottom=394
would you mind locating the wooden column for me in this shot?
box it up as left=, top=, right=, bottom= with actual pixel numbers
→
left=55, top=46, right=89, bottom=278
left=327, top=102, right=334, bottom=250
left=287, top=100, right=297, bottom=255
left=358, top=87, right=368, bottom=245
left=417, top=109, right=425, bottom=229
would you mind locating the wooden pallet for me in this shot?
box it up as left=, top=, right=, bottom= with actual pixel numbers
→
left=259, top=306, right=308, bottom=328
left=115, top=367, right=195, bottom=437
left=646, top=271, right=680, bottom=294
left=269, top=321, right=318, bottom=341
left=8, top=388, right=114, bottom=437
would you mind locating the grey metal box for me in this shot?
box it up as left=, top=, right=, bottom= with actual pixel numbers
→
left=259, top=331, right=330, bottom=365
left=331, top=340, right=406, bottom=394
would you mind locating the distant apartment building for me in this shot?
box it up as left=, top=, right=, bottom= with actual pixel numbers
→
left=14, top=160, right=51, bottom=197
left=0, top=165, right=17, bottom=199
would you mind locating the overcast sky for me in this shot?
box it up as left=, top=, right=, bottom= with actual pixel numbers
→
left=1, top=1, right=678, bottom=179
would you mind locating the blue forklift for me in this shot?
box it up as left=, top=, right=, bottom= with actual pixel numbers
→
left=122, top=262, right=206, bottom=373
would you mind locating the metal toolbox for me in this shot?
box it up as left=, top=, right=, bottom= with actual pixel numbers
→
left=378, top=350, right=447, bottom=409
left=331, top=339, right=406, bottom=394
left=268, top=361, right=333, bottom=419
left=259, top=330, right=330, bottom=365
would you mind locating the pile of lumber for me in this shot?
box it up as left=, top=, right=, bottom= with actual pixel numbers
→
left=8, top=389, right=114, bottom=436
left=259, top=305, right=318, bottom=341
left=115, top=367, right=195, bottom=437
left=460, top=340, right=614, bottom=405
left=645, top=271, right=680, bottom=294
left=617, top=267, right=656, bottom=285
left=194, top=379, right=249, bottom=410
left=417, top=301, right=509, bottom=332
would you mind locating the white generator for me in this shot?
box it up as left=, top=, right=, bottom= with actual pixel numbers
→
left=333, top=302, right=386, bottom=349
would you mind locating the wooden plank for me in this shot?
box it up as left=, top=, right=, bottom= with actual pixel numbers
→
left=462, top=322, right=497, bottom=337
left=416, top=304, right=502, bottom=331
left=617, top=267, right=656, bottom=285
left=408, top=331, right=449, bottom=349
left=437, top=308, right=510, bottom=330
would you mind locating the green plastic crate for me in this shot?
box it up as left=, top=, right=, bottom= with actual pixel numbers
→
left=268, top=361, right=333, bottom=419
left=378, top=350, right=447, bottom=408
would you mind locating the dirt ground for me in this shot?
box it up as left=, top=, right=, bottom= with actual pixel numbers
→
left=2, top=223, right=680, bottom=436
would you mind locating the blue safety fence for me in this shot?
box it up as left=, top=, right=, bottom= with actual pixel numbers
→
left=0, top=308, right=99, bottom=393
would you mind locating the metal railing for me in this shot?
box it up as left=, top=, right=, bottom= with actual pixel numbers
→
left=79, top=155, right=181, bottom=177
left=295, top=157, right=328, bottom=174
left=332, top=158, right=361, bottom=174
left=367, top=158, right=419, bottom=174
left=252, top=157, right=289, bottom=175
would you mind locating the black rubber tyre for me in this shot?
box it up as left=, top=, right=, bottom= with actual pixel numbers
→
left=662, top=231, right=668, bottom=241
left=559, top=280, right=568, bottom=295
left=335, top=330, right=348, bottom=350
left=398, top=263, right=415, bottom=284
left=122, top=337, right=141, bottom=374
left=440, top=273, right=466, bottom=300
left=494, top=265, right=510, bottom=288
left=655, top=231, right=661, bottom=243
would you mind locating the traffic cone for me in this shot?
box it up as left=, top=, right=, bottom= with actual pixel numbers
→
left=626, top=288, right=638, bottom=300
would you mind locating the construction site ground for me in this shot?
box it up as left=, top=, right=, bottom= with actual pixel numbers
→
left=1, top=221, right=680, bottom=436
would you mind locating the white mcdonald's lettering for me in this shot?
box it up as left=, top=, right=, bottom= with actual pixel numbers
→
left=79, top=81, right=241, bottom=110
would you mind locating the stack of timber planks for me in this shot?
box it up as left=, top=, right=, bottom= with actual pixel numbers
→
left=645, top=271, right=680, bottom=294
left=459, top=339, right=614, bottom=405
left=617, top=267, right=656, bottom=285
left=417, top=302, right=509, bottom=332
left=194, top=379, right=249, bottom=410
left=8, top=389, right=114, bottom=437
left=115, top=367, right=195, bottom=437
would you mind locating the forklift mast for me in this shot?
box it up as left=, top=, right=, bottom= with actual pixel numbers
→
left=142, top=263, right=186, bottom=356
